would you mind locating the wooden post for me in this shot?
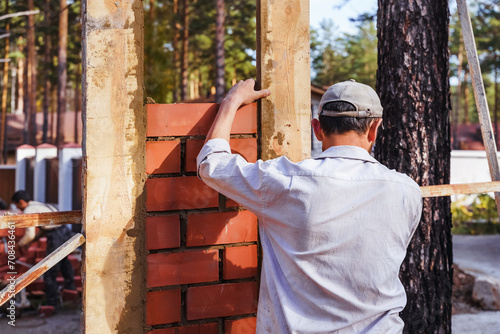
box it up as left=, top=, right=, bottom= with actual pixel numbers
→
left=0, top=233, right=85, bottom=307
left=457, top=0, right=500, bottom=217
left=257, top=0, right=311, bottom=162
left=82, top=1, right=145, bottom=333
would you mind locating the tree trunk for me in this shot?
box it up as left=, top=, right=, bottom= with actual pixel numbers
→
left=74, top=60, right=81, bottom=144
left=172, top=0, right=179, bottom=102
left=26, top=0, right=37, bottom=146
left=1, top=1, right=9, bottom=163
left=375, top=1, right=452, bottom=333
left=494, top=56, right=498, bottom=145
left=464, top=69, right=470, bottom=125
left=180, top=0, right=189, bottom=101
left=215, top=0, right=225, bottom=102
left=16, top=39, right=24, bottom=115
left=42, top=0, right=52, bottom=144
left=453, top=39, right=464, bottom=149
left=56, top=0, right=68, bottom=147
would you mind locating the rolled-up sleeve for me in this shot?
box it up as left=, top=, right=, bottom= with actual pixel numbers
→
left=197, top=138, right=265, bottom=215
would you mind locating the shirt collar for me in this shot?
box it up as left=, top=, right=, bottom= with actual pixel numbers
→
left=315, top=145, right=379, bottom=163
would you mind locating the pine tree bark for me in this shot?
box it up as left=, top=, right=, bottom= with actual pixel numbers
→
left=16, top=39, right=24, bottom=115
left=172, top=0, right=179, bottom=102
left=375, top=1, right=452, bottom=333
left=26, top=0, right=37, bottom=146
left=1, top=1, right=9, bottom=163
left=42, top=0, right=52, bottom=144
left=464, top=69, right=470, bottom=125
left=215, top=0, right=225, bottom=102
left=56, top=0, right=68, bottom=147
left=180, top=0, right=189, bottom=101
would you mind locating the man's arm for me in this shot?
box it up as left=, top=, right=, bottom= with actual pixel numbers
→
left=205, top=79, right=270, bottom=143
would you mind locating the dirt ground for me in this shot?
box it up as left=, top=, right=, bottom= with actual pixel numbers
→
left=0, top=307, right=81, bottom=334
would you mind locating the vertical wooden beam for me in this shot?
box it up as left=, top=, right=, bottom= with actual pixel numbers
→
left=257, top=0, right=311, bottom=162
left=457, top=0, right=500, bottom=217
left=82, top=1, right=145, bottom=333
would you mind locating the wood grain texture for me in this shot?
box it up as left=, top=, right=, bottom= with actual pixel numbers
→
left=82, top=0, right=145, bottom=332
left=0, top=233, right=85, bottom=307
left=421, top=181, right=500, bottom=198
left=457, top=0, right=500, bottom=217
left=257, top=0, right=311, bottom=162
left=0, top=211, right=82, bottom=230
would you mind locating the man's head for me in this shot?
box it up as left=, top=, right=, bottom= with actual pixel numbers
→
left=11, top=190, right=31, bottom=211
left=312, top=80, right=383, bottom=151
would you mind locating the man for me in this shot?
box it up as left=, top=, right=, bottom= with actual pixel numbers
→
left=12, top=190, right=75, bottom=311
left=197, top=79, right=422, bottom=333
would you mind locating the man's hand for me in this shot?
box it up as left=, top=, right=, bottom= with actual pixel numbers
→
left=205, top=79, right=271, bottom=143
left=222, top=79, right=271, bottom=109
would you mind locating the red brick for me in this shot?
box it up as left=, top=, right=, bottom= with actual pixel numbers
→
left=36, top=248, right=46, bottom=258
left=187, top=282, right=258, bottom=320
left=62, top=289, right=79, bottom=302
left=225, top=317, right=257, bottom=334
left=146, top=176, right=219, bottom=211
left=224, top=245, right=258, bottom=280
left=27, top=278, right=44, bottom=291
left=187, top=211, right=258, bottom=246
left=39, top=237, right=47, bottom=250
left=74, top=276, right=82, bottom=288
left=39, top=305, right=55, bottom=317
left=225, top=198, right=241, bottom=208
left=146, top=289, right=181, bottom=326
left=147, top=103, right=257, bottom=137
left=147, top=323, right=218, bottom=334
left=185, top=138, right=258, bottom=172
left=146, top=140, right=181, bottom=174
left=147, top=250, right=219, bottom=288
left=146, top=216, right=181, bottom=250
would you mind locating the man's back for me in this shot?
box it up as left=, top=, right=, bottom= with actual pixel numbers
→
left=198, top=141, right=422, bottom=333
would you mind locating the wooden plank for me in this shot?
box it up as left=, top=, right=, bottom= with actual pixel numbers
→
left=0, top=233, right=85, bottom=307
left=456, top=0, right=500, bottom=217
left=82, top=1, right=145, bottom=333
left=421, top=181, right=500, bottom=198
left=0, top=210, right=82, bottom=230
left=257, top=0, right=311, bottom=162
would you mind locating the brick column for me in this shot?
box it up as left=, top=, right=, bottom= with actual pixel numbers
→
left=145, top=103, right=259, bottom=333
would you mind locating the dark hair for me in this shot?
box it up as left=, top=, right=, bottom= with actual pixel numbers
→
left=0, top=198, right=7, bottom=210
left=11, top=190, right=31, bottom=203
left=319, top=101, right=380, bottom=136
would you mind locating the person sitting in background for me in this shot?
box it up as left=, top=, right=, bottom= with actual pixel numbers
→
left=11, top=190, right=75, bottom=312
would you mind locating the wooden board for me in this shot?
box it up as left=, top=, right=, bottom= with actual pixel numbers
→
left=257, top=0, right=311, bottom=162
left=0, top=210, right=82, bottom=230
left=456, top=0, right=500, bottom=217
left=82, top=1, right=145, bottom=333
left=421, top=181, right=500, bottom=198
left=0, top=233, right=85, bottom=307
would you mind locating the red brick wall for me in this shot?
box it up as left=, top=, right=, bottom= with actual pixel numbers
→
left=145, top=103, right=259, bottom=334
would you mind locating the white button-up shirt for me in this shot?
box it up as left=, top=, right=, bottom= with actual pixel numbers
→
left=197, top=139, right=422, bottom=334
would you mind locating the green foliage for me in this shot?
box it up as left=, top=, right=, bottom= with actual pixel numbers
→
left=144, top=0, right=257, bottom=103
left=452, top=194, right=500, bottom=234
left=311, top=17, right=377, bottom=88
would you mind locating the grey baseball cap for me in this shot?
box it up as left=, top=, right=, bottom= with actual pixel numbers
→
left=319, top=79, right=383, bottom=118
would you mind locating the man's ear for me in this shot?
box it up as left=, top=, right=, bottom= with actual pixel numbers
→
left=311, top=118, right=324, bottom=142
left=367, top=119, right=383, bottom=142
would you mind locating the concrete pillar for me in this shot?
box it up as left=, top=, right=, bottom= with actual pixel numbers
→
left=15, top=144, right=36, bottom=192
left=33, top=143, right=57, bottom=203
left=58, top=144, right=82, bottom=211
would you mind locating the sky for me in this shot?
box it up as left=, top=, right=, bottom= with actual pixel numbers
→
left=309, top=0, right=378, bottom=35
